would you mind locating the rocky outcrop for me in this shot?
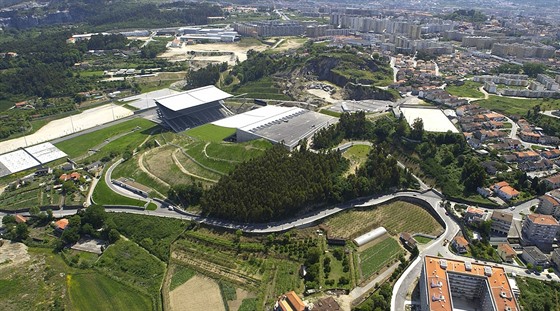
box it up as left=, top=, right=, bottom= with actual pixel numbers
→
left=343, top=83, right=397, bottom=101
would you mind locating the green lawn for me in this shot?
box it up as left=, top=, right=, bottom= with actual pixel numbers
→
left=414, top=236, right=433, bottom=244
left=475, top=96, right=560, bottom=116
left=445, top=81, right=484, bottom=98
left=238, top=298, right=258, bottom=311
left=67, top=273, right=152, bottom=311
left=318, top=109, right=342, bottom=117
left=92, top=171, right=146, bottom=207
left=225, top=77, right=292, bottom=100
left=55, top=118, right=157, bottom=158
left=359, top=237, right=402, bottom=280
left=185, top=124, right=236, bottom=142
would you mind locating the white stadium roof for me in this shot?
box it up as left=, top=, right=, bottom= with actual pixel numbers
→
left=24, top=142, right=67, bottom=164
left=155, top=85, right=233, bottom=111
left=0, top=149, right=40, bottom=173
left=400, top=107, right=459, bottom=133
left=212, top=106, right=304, bottom=129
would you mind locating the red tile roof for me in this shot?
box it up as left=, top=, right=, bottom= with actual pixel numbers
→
left=527, top=214, right=560, bottom=226
left=15, top=214, right=27, bottom=223
left=55, top=218, right=69, bottom=230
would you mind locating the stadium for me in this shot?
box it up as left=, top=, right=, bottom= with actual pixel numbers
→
left=155, top=85, right=234, bottom=132
left=213, top=106, right=337, bottom=150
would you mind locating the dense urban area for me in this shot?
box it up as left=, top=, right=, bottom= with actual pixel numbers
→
left=1, top=0, right=560, bottom=311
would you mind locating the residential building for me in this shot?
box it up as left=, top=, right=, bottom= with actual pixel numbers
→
left=551, top=248, right=560, bottom=268
left=452, top=236, right=469, bottom=254
left=492, top=181, right=520, bottom=201
left=491, top=211, right=514, bottom=235
left=541, top=149, right=560, bottom=159
left=538, top=195, right=560, bottom=219
left=465, top=206, right=488, bottom=223
left=55, top=219, right=69, bottom=232
left=544, top=174, right=560, bottom=189
left=497, top=243, right=517, bottom=263
left=15, top=214, right=27, bottom=224
left=420, top=256, right=519, bottom=311
left=513, top=151, right=540, bottom=163
left=521, top=246, right=550, bottom=268
left=399, top=232, right=417, bottom=250
left=60, top=172, right=81, bottom=182
left=522, top=214, right=559, bottom=251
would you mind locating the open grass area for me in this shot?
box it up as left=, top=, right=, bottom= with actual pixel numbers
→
left=225, top=77, right=291, bottom=100
left=55, top=118, right=157, bottom=158
left=185, top=124, right=236, bottom=142
left=238, top=298, right=258, bottom=311
left=318, top=109, right=342, bottom=118
left=143, top=146, right=203, bottom=186
left=445, top=81, right=484, bottom=98
left=112, top=154, right=170, bottom=197
left=324, top=200, right=444, bottom=239
left=92, top=170, right=146, bottom=207
left=67, top=273, right=152, bottom=311
left=358, top=237, right=402, bottom=280
left=414, top=236, right=433, bottom=244
left=173, top=149, right=223, bottom=182
left=475, top=96, right=560, bottom=116
left=96, top=239, right=165, bottom=310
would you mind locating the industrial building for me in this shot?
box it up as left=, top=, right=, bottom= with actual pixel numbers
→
left=155, top=85, right=233, bottom=132
left=420, top=256, right=519, bottom=311
left=0, top=142, right=67, bottom=178
left=212, top=106, right=337, bottom=150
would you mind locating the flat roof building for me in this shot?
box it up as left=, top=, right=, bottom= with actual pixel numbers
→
left=522, top=213, right=560, bottom=251
left=420, top=256, right=519, bottom=311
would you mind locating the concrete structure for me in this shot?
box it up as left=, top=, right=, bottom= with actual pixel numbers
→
left=491, top=211, right=514, bottom=235
left=0, top=142, right=67, bottom=178
left=399, top=107, right=459, bottom=133
left=234, top=21, right=305, bottom=37
left=522, top=214, right=559, bottom=251
left=491, top=43, right=555, bottom=59
left=213, top=106, right=336, bottom=151
left=353, top=227, right=387, bottom=247
left=464, top=206, right=488, bottom=224
left=497, top=243, right=517, bottom=263
left=155, top=85, right=233, bottom=132
left=178, top=27, right=239, bottom=43
left=551, top=248, right=560, bottom=268
left=521, top=246, right=550, bottom=268
left=420, top=256, right=519, bottom=311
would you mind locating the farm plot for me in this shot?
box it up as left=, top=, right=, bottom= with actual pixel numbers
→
left=323, top=200, right=443, bottom=239
left=67, top=273, right=152, bottom=311
left=358, top=237, right=402, bottom=280
left=169, top=275, right=225, bottom=311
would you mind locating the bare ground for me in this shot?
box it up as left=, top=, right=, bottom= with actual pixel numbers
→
left=0, top=242, right=30, bottom=269
left=169, top=275, right=225, bottom=311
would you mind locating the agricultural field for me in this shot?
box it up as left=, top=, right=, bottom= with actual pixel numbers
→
left=358, top=237, right=403, bottom=280
left=0, top=181, right=63, bottom=211
left=67, top=273, right=152, bottom=311
left=169, top=275, right=226, bottom=311
left=323, top=200, right=444, bottom=239
left=96, top=239, right=166, bottom=310
left=55, top=118, right=157, bottom=158
left=475, top=96, right=560, bottom=116
left=445, top=81, right=484, bottom=98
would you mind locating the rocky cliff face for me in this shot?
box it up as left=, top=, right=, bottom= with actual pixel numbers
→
left=343, top=83, right=397, bottom=101
left=303, top=56, right=349, bottom=86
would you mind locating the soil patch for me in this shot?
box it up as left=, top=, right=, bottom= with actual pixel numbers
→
left=169, top=275, right=225, bottom=311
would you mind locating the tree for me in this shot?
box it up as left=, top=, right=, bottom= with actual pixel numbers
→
left=108, top=229, right=120, bottom=243
left=14, top=223, right=29, bottom=241
left=523, top=62, right=546, bottom=78
left=410, top=118, right=424, bottom=141
left=81, top=204, right=106, bottom=229
left=29, top=206, right=40, bottom=216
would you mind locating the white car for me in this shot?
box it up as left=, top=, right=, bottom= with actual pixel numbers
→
left=510, top=206, right=516, bottom=211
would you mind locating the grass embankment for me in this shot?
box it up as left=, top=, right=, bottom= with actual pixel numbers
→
left=55, top=118, right=157, bottom=158
left=224, top=77, right=291, bottom=100
left=67, top=273, right=152, bottom=311
left=185, top=124, right=236, bottom=142
left=476, top=96, right=560, bottom=116
left=92, top=170, right=146, bottom=207
left=414, top=236, right=433, bottom=244
left=516, top=277, right=560, bottom=311
left=445, top=81, right=484, bottom=98
left=324, top=200, right=444, bottom=239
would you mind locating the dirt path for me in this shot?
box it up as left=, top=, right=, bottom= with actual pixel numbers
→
left=138, top=150, right=171, bottom=188
left=172, top=149, right=218, bottom=183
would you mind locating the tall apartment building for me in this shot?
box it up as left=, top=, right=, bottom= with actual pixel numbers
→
left=522, top=213, right=560, bottom=251
left=536, top=74, right=560, bottom=91
left=491, top=43, right=555, bottom=59
left=420, top=256, right=519, bottom=311
left=234, top=21, right=305, bottom=37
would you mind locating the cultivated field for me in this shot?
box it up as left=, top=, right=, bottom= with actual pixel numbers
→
left=358, top=237, right=403, bottom=280
left=323, top=200, right=444, bottom=239
left=169, top=275, right=226, bottom=311
left=67, top=273, right=152, bottom=311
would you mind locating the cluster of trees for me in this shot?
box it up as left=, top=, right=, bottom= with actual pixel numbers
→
left=354, top=283, right=393, bottom=311
left=168, top=183, right=204, bottom=207
left=140, top=41, right=168, bottom=59
left=517, top=277, right=560, bottom=311
left=231, top=50, right=301, bottom=85
left=56, top=205, right=119, bottom=250
left=200, top=144, right=348, bottom=222
left=493, top=62, right=547, bottom=78
left=444, top=9, right=487, bottom=22
left=86, top=34, right=128, bottom=51
left=185, top=62, right=228, bottom=89
left=312, top=111, right=373, bottom=149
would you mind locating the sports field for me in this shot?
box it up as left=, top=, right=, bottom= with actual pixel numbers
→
left=324, top=200, right=443, bottom=239
left=67, top=273, right=152, bottom=311
left=358, top=237, right=402, bottom=280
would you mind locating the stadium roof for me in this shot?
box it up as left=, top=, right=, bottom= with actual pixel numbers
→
left=212, top=106, right=304, bottom=129
left=155, top=85, right=232, bottom=112
left=0, top=149, right=40, bottom=174
left=25, top=142, right=67, bottom=164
